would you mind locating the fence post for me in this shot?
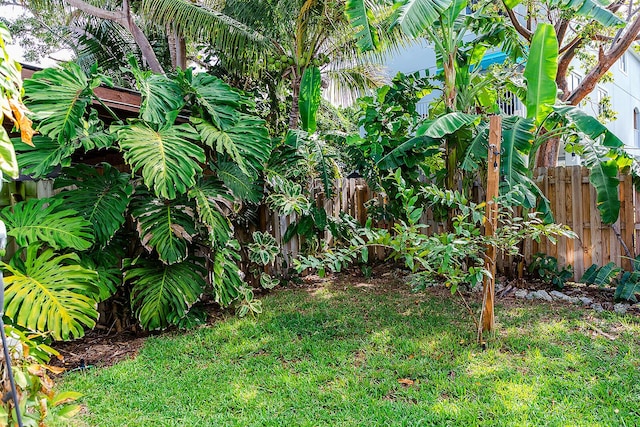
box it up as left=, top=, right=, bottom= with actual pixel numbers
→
left=480, top=116, right=501, bottom=340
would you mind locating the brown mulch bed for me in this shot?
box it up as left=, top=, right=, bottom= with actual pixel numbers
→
left=51, top=330, right=149, bottom=371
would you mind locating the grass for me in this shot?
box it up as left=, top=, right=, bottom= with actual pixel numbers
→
left=56, top=276, right=640, bottom=427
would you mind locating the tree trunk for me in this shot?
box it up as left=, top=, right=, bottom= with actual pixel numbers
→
left=535, top=136, right=559, bottom=168
left=65, top=0, right=165, bottom=73
left=289, top=75, right=301, bottom=129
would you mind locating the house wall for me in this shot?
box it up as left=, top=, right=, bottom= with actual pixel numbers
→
left=598, top=50, right=640, bottom=153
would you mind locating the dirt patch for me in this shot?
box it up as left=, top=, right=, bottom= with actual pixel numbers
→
left=51, top=330, right=149, bottom=371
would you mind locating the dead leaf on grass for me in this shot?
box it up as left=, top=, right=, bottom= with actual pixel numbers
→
left=398, top=378, right=414, bottom=386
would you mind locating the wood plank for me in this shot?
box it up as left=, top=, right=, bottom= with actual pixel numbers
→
left=622, top=175, right=634, bottom=270
left=581, top=168, right=592, bottom=270
left=481, top=116, right=501, bottom=335
left=556, top=167, right=567, bottom=268
left=589, top=176, right=602, bottom=266
left=571, top=166, right=584, bottom=279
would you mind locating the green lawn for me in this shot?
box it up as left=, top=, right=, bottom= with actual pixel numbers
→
left=57, top=276, right=640, bottom=427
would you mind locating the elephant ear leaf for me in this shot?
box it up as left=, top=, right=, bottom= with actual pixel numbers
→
left=1, top=245, right=100, bottom=340
left=524, top=24, right=558, bottom=125
left=299, top=66, right=322, bottom=134
left=0, top=198, right=94, bottom=250
left=131, top=193, right=198, bottom=265
left=113, top=121, right=205, bottom=199
left=126, top=257, right=206, bottom=330
left=54, top=163, right=133, bottom=247
left=23, top=63, right=100, bottom=143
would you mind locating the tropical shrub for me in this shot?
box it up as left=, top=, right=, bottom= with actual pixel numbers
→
left=7, top=60, right=275, bottom=333
left=581, top=260, right=640, bottom=302
left=528, top=253, right=574, bottom=289
left=294, top=169, right=575, bottom=293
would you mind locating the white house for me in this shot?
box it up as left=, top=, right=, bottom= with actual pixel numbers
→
left=384, top=41, right=640, bottom=162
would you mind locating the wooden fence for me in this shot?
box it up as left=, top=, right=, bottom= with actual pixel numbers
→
left=264, top=166, right=640, bottom=280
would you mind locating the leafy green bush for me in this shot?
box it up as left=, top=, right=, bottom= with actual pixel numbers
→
left=528, top=254, right=574, bottom=289
left=295, top=170, right=575, bottom=293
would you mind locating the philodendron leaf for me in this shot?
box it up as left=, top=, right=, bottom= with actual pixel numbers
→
left=0, top=198, right=94, bottom=250
left=131, top=193, right=198, bottom=265
left=126, top=257, right=206, bottom=330
left=1, top=245, right=101, bottom=341
left=299, top=66, right=322, bottom=134
left=54, top=163, right=133, bottom=247
left=13, top=135, right=74, bottom=178
left=23, top=63, right=101, bottom=143
left=113, top=121, right=205, bottom=199
left=524, top=24, right=558, bottom=125
left=188, top=178, right=234, bottom=247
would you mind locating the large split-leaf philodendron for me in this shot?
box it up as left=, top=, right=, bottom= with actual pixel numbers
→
left=4, top=61, right=274, bottom=337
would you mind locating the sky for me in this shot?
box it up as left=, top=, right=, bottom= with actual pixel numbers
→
left=1, top=3, right=72, bottom=67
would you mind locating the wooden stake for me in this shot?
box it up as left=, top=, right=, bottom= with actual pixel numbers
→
left=480, top=116, right=501, bottom=339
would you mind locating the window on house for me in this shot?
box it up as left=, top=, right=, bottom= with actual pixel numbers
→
left=569, top=72, right=582, bottom=92
left=619, top=54, right=627, bottom=74
left=597, top=88, right=608, bottom=116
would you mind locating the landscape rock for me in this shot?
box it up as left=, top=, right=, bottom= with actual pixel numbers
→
left=515, top=289, right=528, bottom=299
left=579, top=297, right=593, bottom=306
left=550, top=290, right=581, bottom=304
left=591, top=303, right=604, bottom=313
left=495, top=282, right=505, bottom=293
left=526, top=290, right=553, bottom=302
left=550, top=290, right=569, bottom=300
left=613, top=303, right=629, bottom=315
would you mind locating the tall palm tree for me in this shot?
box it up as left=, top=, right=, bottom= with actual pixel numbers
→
left=140, top=0, right=404, bottom=127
